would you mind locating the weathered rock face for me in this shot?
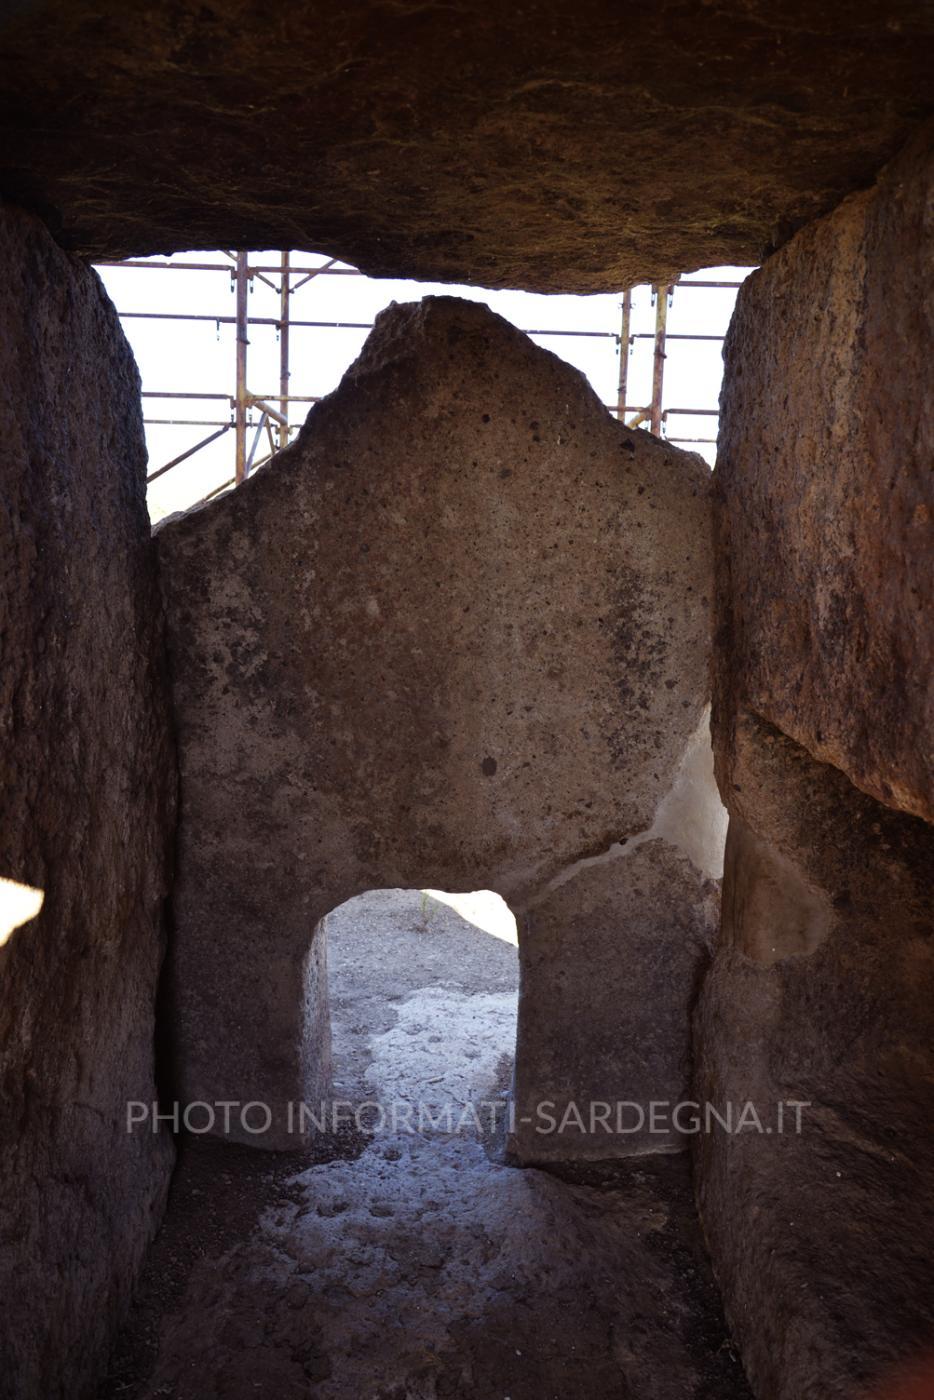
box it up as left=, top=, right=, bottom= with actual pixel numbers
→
left=699, top=122, right=934, bottom=1400
left=695, top=713, right=934, bottom=1400
left=0, top=2, right=932, bottom=289
left=715, top=120, right=934, bottom=822
left=157, top=296, right=715, bottom=1148
left=511, top=711, right=726, bottom=1162
left=0, top=206, right=175, bottom=1397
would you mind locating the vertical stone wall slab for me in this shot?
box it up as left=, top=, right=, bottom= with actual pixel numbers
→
left=702, top=124, right=934, bottom=1398
left=714, top=121, right=933, bottom=822
left=0, top=205, right=175, bottom=1399
left=695, top=715, right=934, bottom=1400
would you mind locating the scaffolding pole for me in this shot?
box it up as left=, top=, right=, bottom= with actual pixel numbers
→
left=279, top=251, right=291, bottom=451
left=650, top=284, right=671, bottom=438
left=234, top=251, right=249, bottom=483
left=616, top=289, right=632, bottom=421
left=98, top=253, right=741, bottom=503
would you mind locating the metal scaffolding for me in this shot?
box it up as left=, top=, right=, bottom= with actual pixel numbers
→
left=96, top=252, right=745, bottom=503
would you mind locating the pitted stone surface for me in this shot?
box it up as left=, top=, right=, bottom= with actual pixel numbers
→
left=157, top=296, right=713, bottom=1145
left=0, top=2, right=932, bottom=288
left=0, top=204, right=175, bottom=1399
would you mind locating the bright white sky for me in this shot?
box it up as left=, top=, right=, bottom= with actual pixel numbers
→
left=94, top=253, right=754, bottom=523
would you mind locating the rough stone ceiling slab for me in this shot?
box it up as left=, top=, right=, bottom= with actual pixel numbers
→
left=1, top=1, right=932, bottom=292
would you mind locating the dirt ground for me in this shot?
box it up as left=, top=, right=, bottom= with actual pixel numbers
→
left=98, top=889, right=750, bottom=1400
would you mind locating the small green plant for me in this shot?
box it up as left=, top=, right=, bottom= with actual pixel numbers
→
left=419, top=889, right=430, bottom=930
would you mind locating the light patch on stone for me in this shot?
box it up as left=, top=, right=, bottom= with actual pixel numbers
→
left=643, top=707, right=728, bottom=879
left=0, top=876, right=44, bottom=947
left=421, top=888, right=517, bottom=945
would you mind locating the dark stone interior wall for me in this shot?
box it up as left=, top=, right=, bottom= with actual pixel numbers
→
left=0, top=204, right=175, bottom=1400
left=700, top=123, right=934, bottom=1399
left=0, top=57, right=930, bottom=1392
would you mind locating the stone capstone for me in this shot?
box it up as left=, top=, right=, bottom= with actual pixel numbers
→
left=0, top=2, right=932, bottom=288
left=156, top=295, right=716, bottom=1149
left=0, top=203, right=175, bottom=1400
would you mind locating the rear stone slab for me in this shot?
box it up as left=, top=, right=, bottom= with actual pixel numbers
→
left=157, top=296, right=717, bottom=1152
